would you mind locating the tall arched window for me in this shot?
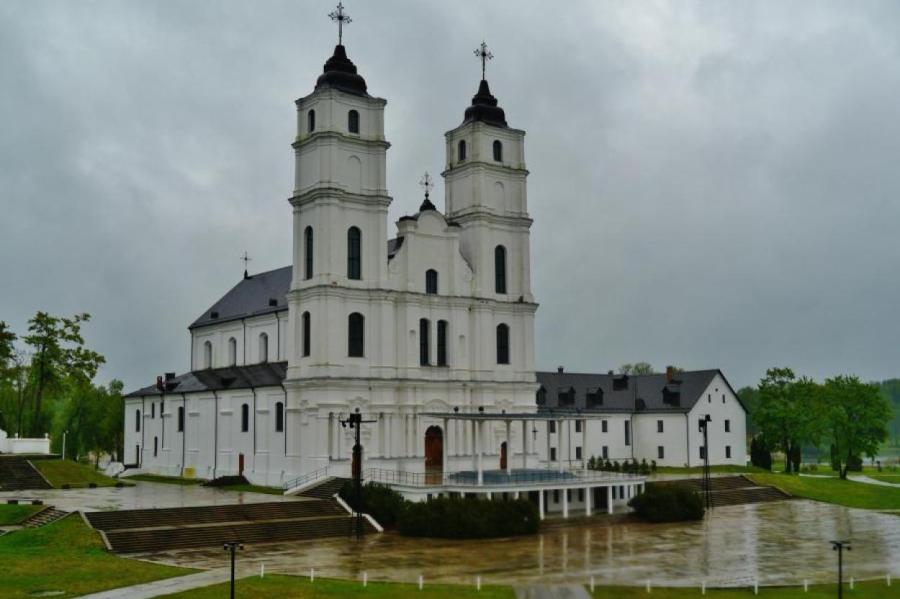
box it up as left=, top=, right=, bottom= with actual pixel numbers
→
left=259, top=332, right=269, bottom=363
left=496, top=323, right=510, bottom=364
left=458, top=139, right=467, bottom=161
left=425, top=269, right=438, bottom=294
left=304, top=226, right=314, bottom=280
left=348, top=109, right=359, bottom=134
left=203, top=341, right=213, bottom=369
left=419, top=318, right=430, bottom=366
left=135, top=410, right=141, bottom=432
left=275, top=401, right=284, bottom=432
left=347, top=226, right=362, bottom=280
left=348, top=313, right=364, bottom=357
left=437, top=320, right=448, bottom=367
left=307, top=109, right=316, bottom=132
left=494, top=245, right=507, bottom=294
left=493, top=139, right=503, bottom=162
left=228, top=337, right=237, bottom=367
left=153, top=436, right=158, bottom=457
left=241, top=403, right=250, bottom=433
left=302, top=311, right=311, bottom=357
left=177, top=406, right=184, bottom=432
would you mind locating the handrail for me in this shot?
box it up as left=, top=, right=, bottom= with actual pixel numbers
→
left=283, top=466, right=329, bottom=491
left=361, top=467, right=645, bottom=489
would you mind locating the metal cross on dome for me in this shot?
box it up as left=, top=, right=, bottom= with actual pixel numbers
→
left=329, top=2, right=352, bottom=45
left=474, top=41, right=493, bottom=80
left=419, top=172, right=434, bottom=199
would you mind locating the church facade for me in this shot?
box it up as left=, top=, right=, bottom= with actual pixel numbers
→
left=124, top=34, right=746, bottom=495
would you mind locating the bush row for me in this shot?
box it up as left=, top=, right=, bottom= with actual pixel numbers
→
left=588, top=457, right=656, bottom=475
left=628, top=484, right=704, bottom=523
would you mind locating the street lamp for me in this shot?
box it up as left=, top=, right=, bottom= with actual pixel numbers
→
left=223, top=541, right=244, bottom=599
left=830, top=540, right=851, bottom=599
left=339, top=408, right=376, bottom=539
left=698, top=415, right=712, bottom=511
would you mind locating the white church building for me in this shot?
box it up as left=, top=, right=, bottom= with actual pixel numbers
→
left=124, top=20, right=746, bottom=517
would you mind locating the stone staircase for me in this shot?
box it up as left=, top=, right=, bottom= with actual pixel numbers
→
left=22, top=506, right=68, bottom=528
left=0, top=456, right=51, bottom=491
left=298, top=476, right=349, bottom=499
left=651, top=475, right=791, bottom=507
left=86, top=499, right=374, bottom=554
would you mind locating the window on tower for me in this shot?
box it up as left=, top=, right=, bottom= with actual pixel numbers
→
left=347, top=226, right=362, bottom=280
left=496, top=323, right=510, bottom=364
left=437, top=320, right=448, bottom=366
left=135, top=410, right=141, bottom=432
left=302, top=311, right=311, bottom=357
left=493, top=140, right=503, bottom=162
left=348, top=110, right=359, bottom=134
left=419, top=318, right=430, bottom=366
left=348, top=313, right=364, bottom=357
left=458, top=139, right=466, bottom=162
left=425, top=269, right=438, bottom=294
left=304, top=226, right=314, bottom=280
left=494, top=245, right=507, bottom=294
left=307, top=109, right=315, bottom=133
left=275, top=402, right=284, bottom=433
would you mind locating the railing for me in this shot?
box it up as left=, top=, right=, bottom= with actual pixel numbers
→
left=362, top=467, right=645, bottom=489
left=282, top=466, right=329, bottom=491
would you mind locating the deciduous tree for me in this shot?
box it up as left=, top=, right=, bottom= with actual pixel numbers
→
left=823, top=376, right=891, bottom=479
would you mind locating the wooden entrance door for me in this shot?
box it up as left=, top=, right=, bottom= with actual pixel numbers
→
left=424, top=426, right=443, bottom=483
left=238, top=453, right=245, bottom=476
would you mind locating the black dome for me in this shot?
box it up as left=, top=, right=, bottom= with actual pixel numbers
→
left=462, top=79, right=507, bottom=127
left=315, top=45, right=368, bottom=96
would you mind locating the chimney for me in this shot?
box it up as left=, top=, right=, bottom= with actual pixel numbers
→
left=557, top=366, right=564, bottom=373
left=666, top=365, right=675, bottom=383
left=165, top=372, right=176, bottom=381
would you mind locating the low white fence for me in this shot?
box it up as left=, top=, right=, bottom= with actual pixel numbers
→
left=0, top=429, right=51, bottom=455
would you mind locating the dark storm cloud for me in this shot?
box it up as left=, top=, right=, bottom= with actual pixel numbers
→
left=2, top=1, right=899, bottom=389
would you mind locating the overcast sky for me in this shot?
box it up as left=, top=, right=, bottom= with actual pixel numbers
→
left=2, top=1, right=899, bottom=390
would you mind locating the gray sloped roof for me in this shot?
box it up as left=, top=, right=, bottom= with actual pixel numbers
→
left=535, top=369, right=738, bottom=414
left=126, top=362, right=288, bottom=397
left=190, top=266, right=291, bottom=329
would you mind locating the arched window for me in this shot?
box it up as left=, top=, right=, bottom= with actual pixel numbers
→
left=228, top=337, right=237, bottom=367
left=494, top=245, right=507, bottom=294
left=135, top=410, right=141, bottom=432
left=348, top=313, right=364, bottom=357
left=259, top=332, right=269, bottom=363
left=304, top=226, right=314, bottom=280
left=425, top=269, right=438, bottom=294
left=275, top=401, right=284, bottom=433
left=493, top=139, right=503, bottom=162
left=241, top=403, right=249, bottom=433
left=153, top=436, right=158, bottom=457
left=437, top=320, right=448, bottom=367
left=177, top=406, right=184, bottom=432
left=307, top=109, right=315, bottom=133
left=302, top=311, right=311, bottom=357
left=348, top=109, right=359, bottom=134
left=203, top=341, right=213, bottom=369
left=347, top=226, right=362, bottom=280
left=458, top=139, right=467, bottom=161
left=496, top=323, right=510, bottom=364
left=419, top=318, right=430, bottom=366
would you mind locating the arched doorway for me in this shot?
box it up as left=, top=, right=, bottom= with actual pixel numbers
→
left=424, top=426, right=443, bottom=484
left=500, top=441, right=508, bottom=470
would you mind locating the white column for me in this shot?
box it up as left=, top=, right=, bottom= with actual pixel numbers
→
left=607, top=485, right=613, bottom=515
left=521, top=420, right=528, bottom=469
left=585, top=487, right=592, bottom=516
left=539, top=489, right=545, bottom=520
left=504, top=420, right=511, bottom=473
left=514, top=490, right=520, bottom=499
left=477, top=420, right=484, bottom=485
left=562, top=488, right=569, bottom=518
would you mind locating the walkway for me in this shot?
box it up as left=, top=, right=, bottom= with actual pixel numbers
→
left=849, top=474, right=900, bottom=487
left=78, top=568, right=248, bottom=599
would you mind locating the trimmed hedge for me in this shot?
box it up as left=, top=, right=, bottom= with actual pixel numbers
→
left=398, top=497, right=539, bottom=539
left=628, top=484, right=704, bottom=523
left=340, top=481, right=407, bottom=528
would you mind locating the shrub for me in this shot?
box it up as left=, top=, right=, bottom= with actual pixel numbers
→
left=203, top=475, right=248, bottom=487
left=628, top=484, right=704, bottom=523
left=340, top=481, right=406, bottom=528
left=639, top=459, right=650, bottom=475
left=398, top=496, right=539, bottom=539
left=650, top=460, right=657, bottom=473
left=604, top=459, right=612, bottom=471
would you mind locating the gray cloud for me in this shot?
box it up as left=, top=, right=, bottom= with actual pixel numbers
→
left=2, top=0, right=899, bottom=389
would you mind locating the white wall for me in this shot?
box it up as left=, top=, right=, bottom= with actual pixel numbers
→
left=687, top=373, right=748, bottom=467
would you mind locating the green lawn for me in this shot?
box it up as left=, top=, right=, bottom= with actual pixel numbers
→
left=748, top=472, right=900, bottom=510
left=32, top=459, right=127, bottom=488
left=163, top=575, right=514, bottom=598
left=128, top=473, right=205, bottom=485
left=866, top=473, right=900, bottom=484
left=0, top=513, right=190, bottom=599
left=653, top=465, right=767, bottom=475
left=0, top=504, right=43, bottom=525
left=592, top=580, right=899, bottom=598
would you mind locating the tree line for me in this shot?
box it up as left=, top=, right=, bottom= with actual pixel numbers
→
left=0, top=313, right=122, bottom=464
left=738, top=367, right=893, bottom=479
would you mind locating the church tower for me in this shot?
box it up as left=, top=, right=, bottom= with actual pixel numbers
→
left=442, top=43, right=533, bottom=303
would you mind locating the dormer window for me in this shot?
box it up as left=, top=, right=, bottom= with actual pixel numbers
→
left=558, top=386, right=576, bottom=407
left=348, top=109, right=359, bottom=134
left=493, top=140, right=503, bottom=162
left=536, top=386, right=547, bottom=406
left=458, top=139, right=467, bottom=162
left=613, top=375, right=629, bottom=391
left=307, top=109, right=316, bottom=133
left=587, top=388, right=604, bottom=407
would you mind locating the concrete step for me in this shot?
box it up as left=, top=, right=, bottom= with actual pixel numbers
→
left=0, top=457, right=51, bottom=491
left=22, top=506, right=68, bottom=528
left=298, top=476, right=349, bottom=499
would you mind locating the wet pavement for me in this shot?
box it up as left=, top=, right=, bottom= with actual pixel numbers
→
left=138, top=500, right=900, bottom=587
left=0, top=480, right=300, bottom=512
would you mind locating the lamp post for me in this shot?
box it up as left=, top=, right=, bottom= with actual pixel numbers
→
left=340, top=408, right=376, bottom=539
left=830, top=540, right=851, bottom=599
left=223, top=541, right=244, bottom=599
left=698, top=415, right=712, bottom=511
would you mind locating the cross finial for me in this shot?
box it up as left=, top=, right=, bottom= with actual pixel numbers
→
left=474, top=41, right=493, bottom=81
left=329, top=2, right=352, bottom=45
left=419, top=171, right=434, bottom=199
left=240, top=251, right=251, bottom=279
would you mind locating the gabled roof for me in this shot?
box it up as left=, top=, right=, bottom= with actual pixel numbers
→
left=126, top=362, right=288, bottom=397
left=535, top=369, right=740, bottom=414
left=189, top=266, right=291, bottom=329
